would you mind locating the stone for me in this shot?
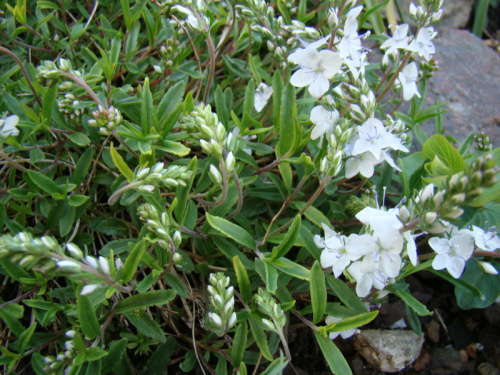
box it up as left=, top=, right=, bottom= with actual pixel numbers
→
left=353, top=329, right=424, bottom=373
left=477, top=362, right=500, bottom=375
left=421, top=29, right=500, bottom=147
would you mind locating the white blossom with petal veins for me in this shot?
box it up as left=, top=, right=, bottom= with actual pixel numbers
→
left=407, top=27, right=436, bottom=61
left=345, top=151, right=383, bottom=178
left=289, top=42, right=342, bottom=98
left=348, top=258, right=388, bottom=297
left=380, top=24, right=410, bottom=53
left=429, top=234, right=475, bottom=278
left=310, top=105, right=339, bottom=140
left=471, top=225, right=500, bottom=251
left=397, top=62, right=421, bottom=101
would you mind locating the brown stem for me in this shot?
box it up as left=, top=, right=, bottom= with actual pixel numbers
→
left=376, top=51, right=412, bottom=104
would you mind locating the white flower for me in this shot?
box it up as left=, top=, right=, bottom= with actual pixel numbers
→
left=348, top=258, right=388, bottom=298
left=310, top=105, right=339, bottom=140
left=345, top=151, right=383, bottom=178
left=0, top=115, right=20, bottom=137
left=397, top=62, right=420, bottom=101
left=316, top=223, right=374, bottom=278
left=351, top=118, right=408, bottom=159
left=429, top=234, right=475, bottom=278
left=471, top=225, right=500, bottom=251
left=380, top=24, right=410, bottom=53
left=337, top=6, right=364, bottom=60
left=254, top=82, right=273, bottom=112
left=325, top=315, right=357, bottom=340
left=288, top=40, right=342, bottom=98
left=407, top=27, right=436, bottom=61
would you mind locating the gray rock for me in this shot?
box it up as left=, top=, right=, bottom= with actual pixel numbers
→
left=422, top=29, right=500, bottom=147
left=353, top=329, right=424, bottom=373
left=395, top=0, right=473, bottom=30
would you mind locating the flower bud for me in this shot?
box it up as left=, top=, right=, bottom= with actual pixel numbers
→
left=479, top=262, right=498, bottom=275
left=228, top=312, right=237, bottom=328
left=424, top=211, right=438, bottom=225
left=399, top=205, right=411, bottom=223
left=209, top=164, right=223, bottom=184
left=173, top=252, right=182, bottom=264
left=215, top=123, right=226, bottom=143
left=98, top=256, right=111, bottom=275
left=57, top=260, right=82, bottom=272
left=208, top=312, right=222, bottom=327
left=81, top=284, right=99, bottom=296
left=200, top=139, right=213, bottom=154
left=261, top=318, right=276, bottom=331
left=153, top=65, right=163, bottom=74
left=66, top=243, right=83, bottom=259
left=173, top=231, right=182, bottom=247
left=225, top=152, right=236, bottom=173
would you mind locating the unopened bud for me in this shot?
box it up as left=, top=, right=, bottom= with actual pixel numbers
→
left=209, top=164, right=223, bottom=184
left=225, top=152, right=236, bottom=173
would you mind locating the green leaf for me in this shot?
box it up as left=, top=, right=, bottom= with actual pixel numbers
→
left=233, top=256, right=252, bottom=304
left=72, top=147, right=94, bottom=185
left=292, top=201, right=333, bottom=230
left=179, top=350, right=196, bottom=372
left=115, top=290, right=177, bottom=314
left=141, top=78, right=154, bottom=136
left=326, top=275, right=368, bottom=313
left=268, top=257, right=310, bottom=280
left=125, top=311, right=166, bottom=343
left=26, top=170, right=63, bottom=195
left=77, top=294, right=101, bottom=339
left=215, top=86, right=229, bottom=127
left=0, top=303, right=24, bottom=336
left=430, top=269, right=483, bottom=298
left=69, top=132, right=91, bottom=146
left=85, top=347, right=108, bottom=361
left=326, top=311, right=378, bottom=333
left=422, top=134, right=467, bottom=175
left=455, top=261, right=500, bottom=309
left=269, top=215, right=301, bottom=260
left=278, top=162, right=293, bottom=193
left=261, top=356, right=288, bottom=375
left=206, top=213, right=256, bottom=249
left=68, top=194, right=90, bottom=207
left=310, top=261, right=327, bottom=324
left=144, top=337, right=177, bottom=375
left=249, top=314, right=274, bottom=361
left=272, top=71, right=284, bottom=131
left=231, top=321, right=248, bottom=368
left=121, top=238, right=147, bottom=284
left=157, top=80, right=186, bottom=134
left=110, top=143, right=134, bottom=183
left=42, top=84, right=58, bottom=126
left=163, top=273, right=188, bottom=298
left=276, top=82, right=299, bottom=158
left=390, top=289, right=432, bottom=316
left=156, top=140, right=190, bottom=157
left=101, top=339, right=127, bottom=375
left=472, top=0, right=490, bottom=37
left=314, top=331, right=352, bottom=375
left=175, top=156, right=197, bottom=224
left=16, top=322, right=36, bottom=354
left=241, top=78, right=255, bottom=131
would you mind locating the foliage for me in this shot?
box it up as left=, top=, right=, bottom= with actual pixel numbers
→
left=0, top=0, right=499, bottom=374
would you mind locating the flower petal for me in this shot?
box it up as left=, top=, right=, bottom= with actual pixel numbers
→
left=290, top=69, right=315, bottom=88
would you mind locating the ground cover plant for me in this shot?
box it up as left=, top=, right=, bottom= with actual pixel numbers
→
left=1, top=0, right=500, bottom=374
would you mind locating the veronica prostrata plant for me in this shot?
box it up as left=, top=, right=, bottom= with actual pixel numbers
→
left=0, top=0, right=499, bottom=374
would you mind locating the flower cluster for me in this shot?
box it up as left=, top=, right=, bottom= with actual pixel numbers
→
left=138, top=202, right=182, bottom=252
left=88, top=105, right=123, bottom=135
left=207, top=272, right=237, bottom=336
left=254, top=288, right=287, bottom=333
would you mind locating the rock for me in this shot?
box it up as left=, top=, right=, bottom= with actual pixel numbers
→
left=421, top=29, right=500, bottom=147
left=477, top=362, right=500, bottom=375
left=429, top=346, right=465, bottom=374
left=353, top=329, right=424, bottom=373
left=395, top=0, right=473, bottom=30
left=424, top=319, right=440, bottom=344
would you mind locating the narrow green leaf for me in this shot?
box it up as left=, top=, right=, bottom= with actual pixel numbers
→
left=314, top=331, right=352, bottom=375
left=72, top=147, right=94, bottom=185
left=231, top=321, right=248, bottom=368
left=141, top=78, right=154, bottom=136
left=472, top=0, right=490, bottom=37
left=110, top=142, right=134, bottom=183
left=125, top=312, right=166, bottom=343
left=269, top=257, right=310, bottom=280
left=115, top=290, right=177, bottom=314
left=101, top=339, right=127, bottom=375
left=326, top=311, right=378, bottom=333
left=77, top=294, right=101, bottom=339
left=42, top=84, right=58, bottom=126
left=26, top=170, right=63, bottom=195
left=241, top=78, right=255, bottom=131
left=430, top=269, right=483, bottom=297
left=145, top=337, right=177, bottom=375
left=164, top=273, right=188, bottom=298
left=215, top=86, right=229, bottom=127
left=16, top=322, right=37, bottom=354
left=276, top=82, right=297, bottom=158
left=261, top=356, right=288, bottom=375
left=68, top=194, right=90, bottom=207
left=249, top=314, right=274, bottom=361
left=326, top=275, right=368, bottom=313
left=310, top=261, right=327, bottom=324
left=272, top=71, right=284, bottom=131
left=69, top=132, right=91, bottom=146
left=264, top=261, right=278, bottom=293
left=233, top=256, right=252, bottom=304
left=175, top=156, right=197, bottom=223
left=206, top=213, right=256, bottom=249
left=278, top=162, right=293, bottom=193
left=391, top=289, right=432, bottom=316
left=269, top=215, right=301, bottom=260
left=158, top=80, right=186, bottom=134
left=120, top=0, right=131, bottom=28
left=293, top=201, right=333, bottom=230
left=121, top=238, right=147, bottom=284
